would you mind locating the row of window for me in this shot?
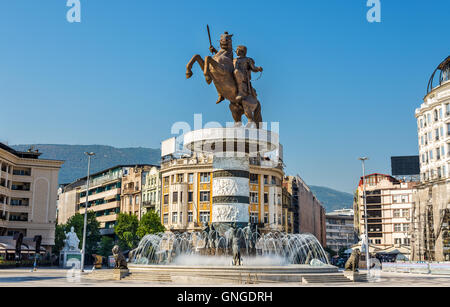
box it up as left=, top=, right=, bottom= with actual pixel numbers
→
left=420, top=124, right=450, bottom=146
left=421, top=143, right=450, bottom=165
left=163, top=173, right=281, bottom=186
left=162, top=211, right=287, bottom=226
left=418, top=104, right=450, bottom=128
left=393, top=209, right=410, bottom=218
left=393, top=223, right=410, bottom=232
left=421, top=164, right=448, bottom=181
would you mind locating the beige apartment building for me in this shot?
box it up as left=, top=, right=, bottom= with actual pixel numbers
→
left=58, top=165, right=129, bottom=236
left=160, top=153, right=288, bottom=233
left=58, top=164, right=157, bottom=235
left=412, top=56, right=450, bottom=261
left=326, top=209, right=357, bottom=252
left=0, top=143, right=63, bottom=251
left=354, top=173, right=417, bottom=252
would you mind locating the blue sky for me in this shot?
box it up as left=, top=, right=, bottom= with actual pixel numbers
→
left=0, top=0, right=449, bottom=193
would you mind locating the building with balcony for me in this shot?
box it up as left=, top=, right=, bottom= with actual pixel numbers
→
left=159, top=152, right=287, bottom=234
left=142, top=166, right=161, bottom=215
left=325, top=209, right=357, bottom=252
left=120, top=164, right=157, bottom=219
left=354, top=173, right=416, bottom=254
left=283, top=175, right=327, bottom=246
left=412, top=56, right=450, bottom=261
left=58, top=165, right=131, bottom=236
left=0, top=143, right=63, bottom=251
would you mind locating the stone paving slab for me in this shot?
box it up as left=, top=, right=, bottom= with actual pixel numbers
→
left=0, top=268, right=450, bottom=287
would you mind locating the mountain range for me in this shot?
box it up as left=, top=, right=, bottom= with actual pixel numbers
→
left=11, top=144, right=352, bottom=212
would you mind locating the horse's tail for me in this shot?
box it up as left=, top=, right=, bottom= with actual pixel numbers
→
left=254, top=101, right=262, bottom=128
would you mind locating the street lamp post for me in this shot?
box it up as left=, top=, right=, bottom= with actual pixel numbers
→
left=81, top=152, right=95, bottom=272
left=359, top=157, right=370, bottom=274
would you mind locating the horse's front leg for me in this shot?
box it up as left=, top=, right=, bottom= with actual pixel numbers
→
left=186, top=54, right=204, bottom=79
left=204, top=56, right=226, bottom=84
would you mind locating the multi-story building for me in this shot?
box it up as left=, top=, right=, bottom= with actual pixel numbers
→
left=325, top=209, right=357, bottom=252
left=58, top=165, right=131, bottom=236
left=282, top=187, right=294, bottom=233
left=283, top=175, right=327, bottom=246
left=159, top=152, right=286, bottom=233
left=412, top=56, right=450, bottom=261
left=354, top=173, right=417, bottom=252
left=0, top=143, right=63, bottom=251
left=120, top=165, right=156, bottom=220
left=141, top=166, right=161, bottom=215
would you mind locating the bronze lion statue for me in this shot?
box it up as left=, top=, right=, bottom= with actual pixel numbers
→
left=112, top=245, right=128, bottom=270
left=344, top=249, right=360, bottom=272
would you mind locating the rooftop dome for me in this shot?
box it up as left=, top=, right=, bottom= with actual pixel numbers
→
left=427, top=56, right=450, bottom=94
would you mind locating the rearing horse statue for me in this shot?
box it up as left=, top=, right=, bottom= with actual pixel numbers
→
left=186, top=31, right=262, bottom=128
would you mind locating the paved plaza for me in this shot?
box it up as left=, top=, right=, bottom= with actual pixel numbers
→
left=0, top=267, right=449, bottom=287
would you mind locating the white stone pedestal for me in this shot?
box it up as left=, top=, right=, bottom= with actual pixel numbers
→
left=60, top=250, right=82, bottom=269
left=184, top=127, right=279, bottom=232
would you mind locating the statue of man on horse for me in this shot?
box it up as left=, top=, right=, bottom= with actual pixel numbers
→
left=186, top=27, right=263, bottom=128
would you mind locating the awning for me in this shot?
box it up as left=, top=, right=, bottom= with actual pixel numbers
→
left=377, top=246, right=411, bottom=255
left=348, top=242, right=382, bottom=254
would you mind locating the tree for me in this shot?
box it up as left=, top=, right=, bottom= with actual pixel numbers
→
left=53, top=224, right=66, bottom=255
left=137, top=210, right=165, bottom=239
left=98, top=236, right=115, bottom=257
left=58, top=212, right=101, bottom=256
left=114, top=213, right=139, bottom=251
left=324, top=247, right=337, bottom=258
left=338, top=247, right=348, bottom=258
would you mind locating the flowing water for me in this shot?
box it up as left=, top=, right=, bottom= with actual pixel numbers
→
left=131, top=230, right=329, bottom=266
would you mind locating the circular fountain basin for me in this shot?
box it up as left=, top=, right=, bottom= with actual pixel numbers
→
left=128, top=263, right=338, bottom=284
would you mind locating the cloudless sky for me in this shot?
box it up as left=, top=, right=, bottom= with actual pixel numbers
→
left=0, top=0, right=449, bottom=193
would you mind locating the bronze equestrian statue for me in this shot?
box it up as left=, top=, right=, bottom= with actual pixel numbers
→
left=186, top=27, right=263, bottom=128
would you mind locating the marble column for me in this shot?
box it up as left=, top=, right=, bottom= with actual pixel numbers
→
left=211, top=156, right=249, bottom=228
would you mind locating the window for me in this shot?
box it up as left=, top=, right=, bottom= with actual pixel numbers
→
left=172, top=192, right=178, bottom=203
left=188, top=212, right=193, bottom=223
left=188, top=173, right=194, bottom=183
left=163, top=214, right=168, bottom=224
left=250, top=173, right=258, bottom=184
left=403, top=223, right=410, bottom=232
left=200, top=191, right=210, bottom=202
left=177, top=174, right=184, bottom=183
left=394, top=224, right=402, bottom=232
left=172, top=212, right=178, bottom=223
left=200, top=172, right=210, bottom=183
left=250, top=192, right=258, bottom=203
left=179, top=212, right=183, bottom=223
left=264, top=213, right=268, bottom=224
left=163, top=177, right=169, bottom=185
left=393, top=209, right=401, bottom=218
left=402, top=209, right=410, bottom=218
left=250, top=212, right=258, bottom=223
left=264, top=193, right=269, bottom=204
left=264, top=175, right=268, bottom=184
left=394, top=238, right=402, bottom=245
left=199, top=211, right=210, bottom=223
left=375, top=239, right=381, bottom=245
left=188, top=191, right=193, bottom=202
left=163, top=194, right=168, bottom=205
